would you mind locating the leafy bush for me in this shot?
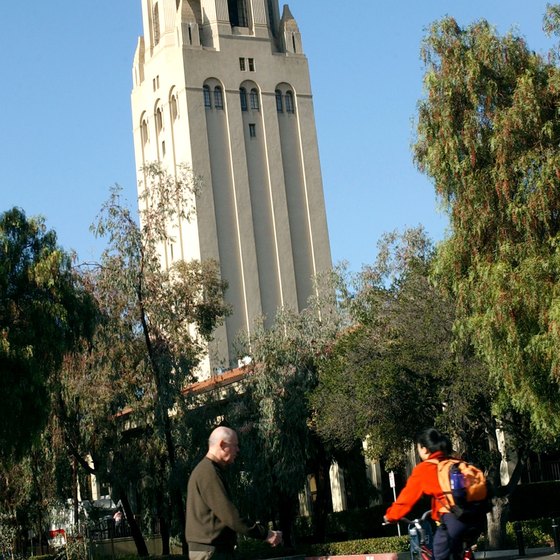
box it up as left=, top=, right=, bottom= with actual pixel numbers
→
left=302, top=535, right=409, bottom=556
left=504, top=519, right=554, bottom=549
left=237, top=534, right=409, bottom=560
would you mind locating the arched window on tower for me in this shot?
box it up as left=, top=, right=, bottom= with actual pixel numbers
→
left=239, top=88, right=248, bottom=112
left=228, top=0, right=248, bottom=27
left=153, top=3, right=161, bottom=46
left=285, top=91, right=294, bottom=114
left=170, top=95, right=178, bottom=120
left=203, top=85, right=212, bottom=108
left=141, top=118, right=149, bottom=145
left=275, top=90, right=283, bottom=113
left=214, top=86, right=224, bottom=109
left=155, top=105, right=164, bottom=133
left=249, top=88, right=260, bottom=111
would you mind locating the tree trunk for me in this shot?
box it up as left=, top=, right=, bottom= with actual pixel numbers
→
left=171, top=486, right=188, bottom=554
left=485, top=425, right=525, bottom=549
left=487, top=496, right=509, bottom=549
left=120, top=493, right=149, bottom=556
left=278, top=493, right=297, bottom=550
left=311, top=442, right=333, bottom=543
left=159, top=515, right=170, bottom=556
left=72, top=457, right=80, bottom=535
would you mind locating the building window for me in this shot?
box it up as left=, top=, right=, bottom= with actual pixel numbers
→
left=170, top=95, right=178, bottom=120
left=275, top=90, right=283, bottom=112
left=285, top=91, right=294, bottom=113
left=141, top=119, right=149, bottom=145
left=248, top=58, right=255, bottom=71
left=249, top=88, right=259, bottom=111
left=214, top=86, right=224, bottom=109
left=153, top=4, right=160, bottom=46
left=155, top=106, right=163, bottom=133
left=239, top=88, right=248, bottom=111
left=203, top=85, right=211, bottom=108
left=239, top=58, right=246, bottom=71
left=161, top=140, right=166, bottom=157
left=228, top=0, right=248, bottom=27
left=249, top=123, right=256, bottom=137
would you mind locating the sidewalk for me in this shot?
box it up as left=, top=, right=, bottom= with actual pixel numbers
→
left=474, top=549, right=559, bottom=560
left=394, top=548, right=558, bottom=560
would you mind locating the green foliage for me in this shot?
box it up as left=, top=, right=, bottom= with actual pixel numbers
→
left=415, top=12, right=560, bottom=441
left=477, top=518, right=554, bottom=550
left=227, top=270, right=343, bottom=529
left=313, top=228, right=495, bottom=469
left=0, top=512, right=17, bottom=559
left=53, top=163, right=230, bottom=549
left=0, top=207, right=96, bottom=460
left=504, top=519, right=554, bottom=549
left=236, top=535, right=410, bottom=560
left=301, top=535, right=410, bottom=557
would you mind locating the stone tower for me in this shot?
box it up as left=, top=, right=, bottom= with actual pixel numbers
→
left=131, top=0, right=332, bottom=376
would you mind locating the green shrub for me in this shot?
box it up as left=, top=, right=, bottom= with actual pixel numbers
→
left=503, top=519, right=554, bottom=549
left=237, top=535, right=408, bottom=559
left=301, top=535, right=409, bottom=557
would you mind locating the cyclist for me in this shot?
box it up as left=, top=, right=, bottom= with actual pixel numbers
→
left=383, top=428, right=484, bottom=560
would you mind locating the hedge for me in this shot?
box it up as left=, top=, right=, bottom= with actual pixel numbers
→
left=236, top=535, right=409, bottom=560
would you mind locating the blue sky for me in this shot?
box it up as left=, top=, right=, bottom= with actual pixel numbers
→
left=0, top=1, right=554, bottom=271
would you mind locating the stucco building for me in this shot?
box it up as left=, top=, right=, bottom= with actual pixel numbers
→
left=131, top=0, right=332, bottom=376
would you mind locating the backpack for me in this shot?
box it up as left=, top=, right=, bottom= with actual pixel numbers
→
left=428, top=458, right=491, bottom=522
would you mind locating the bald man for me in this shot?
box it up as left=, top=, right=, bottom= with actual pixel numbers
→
left=186, top=427, right=281, bottom=560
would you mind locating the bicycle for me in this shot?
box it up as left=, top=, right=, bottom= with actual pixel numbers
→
left=384, top=510, right=476, bottom=560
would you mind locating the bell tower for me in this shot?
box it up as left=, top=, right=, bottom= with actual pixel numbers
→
left=131, top=0, right=332, bottom=376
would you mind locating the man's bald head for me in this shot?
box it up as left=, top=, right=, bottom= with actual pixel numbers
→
left=207, top=427, right=239, bottom=466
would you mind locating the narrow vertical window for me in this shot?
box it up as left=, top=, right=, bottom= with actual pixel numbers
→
left=141, top=119, right=149, bottom=145
left=239, top=88, right=248, bottom=111
left=248, top=58, right=255, bottom=71
left=250, top=89, right=260, bottom=111
left=203, top=85, right=212, bottom=108
left=155, top=106, right=163, bottom=133
left=239, top=58, right=246, bottom=71
left=285, top=91, right=294, bottom=113
left=249, top=123, right=256, bottom=137
left=153, top=3, right=161, bottom=46
left=275, top=90, right=283, bottom=113
left=170, top=96, right=178, bottom=120
left=214, top=86, right=224, bottom=109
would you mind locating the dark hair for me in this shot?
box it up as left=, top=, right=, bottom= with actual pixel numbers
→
left=415, top=428, right=452, bottom=455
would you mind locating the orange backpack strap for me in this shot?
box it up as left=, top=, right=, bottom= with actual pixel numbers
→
left=427, top=458, right=459, bottom=514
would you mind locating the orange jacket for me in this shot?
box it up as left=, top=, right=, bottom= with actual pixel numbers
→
left=385, top=451, right=447, bottom=522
